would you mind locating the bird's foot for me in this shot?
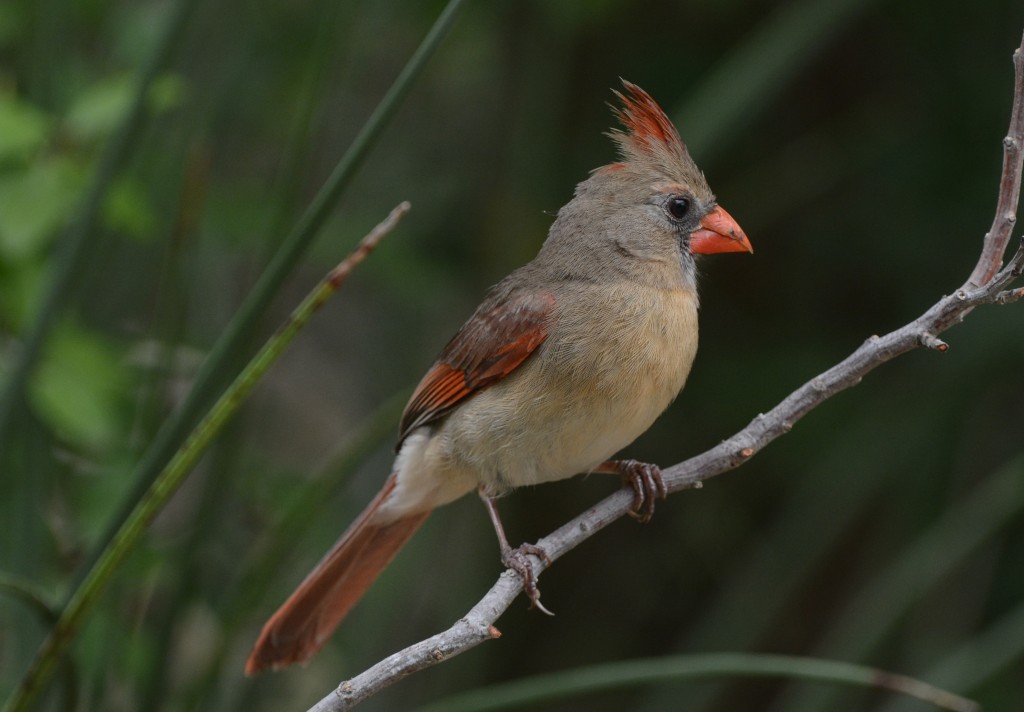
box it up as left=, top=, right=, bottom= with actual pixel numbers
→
left=501, top=543, right=554, bottom=616
left=613, top=459, right=667, bottom=523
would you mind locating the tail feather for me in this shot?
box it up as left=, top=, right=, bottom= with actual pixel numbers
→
left=246, top=474, right=429, bottom=674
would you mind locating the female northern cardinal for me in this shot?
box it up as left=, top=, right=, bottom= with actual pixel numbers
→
left=246, top=81, right=752, bottom=674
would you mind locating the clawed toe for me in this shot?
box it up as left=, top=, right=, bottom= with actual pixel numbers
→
left=479, top=492, right=555, bottom=615
left=618, top=459, right=666, bottom=523
left=501, top=544, right=554, bottom=616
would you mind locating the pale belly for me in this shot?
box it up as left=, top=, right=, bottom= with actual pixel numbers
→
left=379, top=285, right=699, bottom=521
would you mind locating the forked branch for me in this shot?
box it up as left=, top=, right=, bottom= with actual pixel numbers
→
left=306, top=31, right=1024, bottom=712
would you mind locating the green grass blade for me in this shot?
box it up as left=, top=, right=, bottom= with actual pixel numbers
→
left=772, top=456, right=1024, bottom=712
left=0, top=203, right=409, bottom=712
left=73, top=0, right=468, bottom=597
left=188, top=392, right=406, bottom=712
left=0, top=574, right=57, bottom=625
left=413, top=653, right=976, bottom=712
left=876, top=600, right=1024, bottom=712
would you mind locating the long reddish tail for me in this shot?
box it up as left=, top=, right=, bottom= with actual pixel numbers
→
left=245, top=474, right=429, bottom=674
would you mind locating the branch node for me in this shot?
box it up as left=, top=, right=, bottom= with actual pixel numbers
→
left=430, top=648, right=445, bottom=661
left=955, top=289, right=968, bottom=301
left=919, top=332, right=950, bottom=351
left=1011, top=250, right=1024, bottom=276
left=996, top=286, right=1024, bottom=304
left=739, top=447, right=754, bottom=458
left=488, top=625, right=502, bottom=639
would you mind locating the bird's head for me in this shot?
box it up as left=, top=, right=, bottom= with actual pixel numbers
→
left=542, top=81, right=751, bottom=287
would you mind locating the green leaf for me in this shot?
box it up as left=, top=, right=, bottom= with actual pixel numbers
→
left=29, top=322, right=128, bottom=450
left=0, top=3, right=26, bottom=49
left=103, top=177, right=157, bottom=240
left=0, top=258, right=46, bottom=330
left=0, top=93, right=51, bottom=162
left=65, top=72, right=186, bottom=143
left=0, top=157, right=85, bottom=260
left=147, top=73, right=187, bottom=113
left=64, top=73, right=136, bottom=142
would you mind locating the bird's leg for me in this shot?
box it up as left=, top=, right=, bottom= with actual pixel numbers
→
left=593, top=459, right=667, bottom=523
left=478, top=488, right=554, bottom=616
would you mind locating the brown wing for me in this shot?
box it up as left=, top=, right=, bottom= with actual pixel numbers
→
left=398, top=290, right=556, bottom=444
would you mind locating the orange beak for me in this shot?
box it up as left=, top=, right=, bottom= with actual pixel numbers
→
left=689, top=206, right=752, bottom=255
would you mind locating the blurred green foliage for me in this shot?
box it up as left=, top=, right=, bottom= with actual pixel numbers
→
left=1, top=1, right=1023, bottom=711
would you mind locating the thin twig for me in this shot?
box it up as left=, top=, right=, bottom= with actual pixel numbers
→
left=307, top=29, right=1024, bottom=712
left=968, top=40, right=1024, bottom=286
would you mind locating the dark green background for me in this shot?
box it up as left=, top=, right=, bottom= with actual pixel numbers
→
left=2, top=1, right=1023, bottom=710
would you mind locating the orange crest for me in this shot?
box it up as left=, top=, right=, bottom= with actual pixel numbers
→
left=607, top=80, right=699, bottom=182
left=612, top=81, right=685, bottom=153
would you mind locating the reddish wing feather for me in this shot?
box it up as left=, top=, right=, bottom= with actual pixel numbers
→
left=399, top=290, right=555, bottom=443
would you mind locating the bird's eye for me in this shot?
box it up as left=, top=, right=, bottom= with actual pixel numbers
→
left=667, top=195, right=691, bottom=220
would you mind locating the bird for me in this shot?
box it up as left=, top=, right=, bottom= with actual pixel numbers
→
left=245, top=80, right=752, bottom=674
